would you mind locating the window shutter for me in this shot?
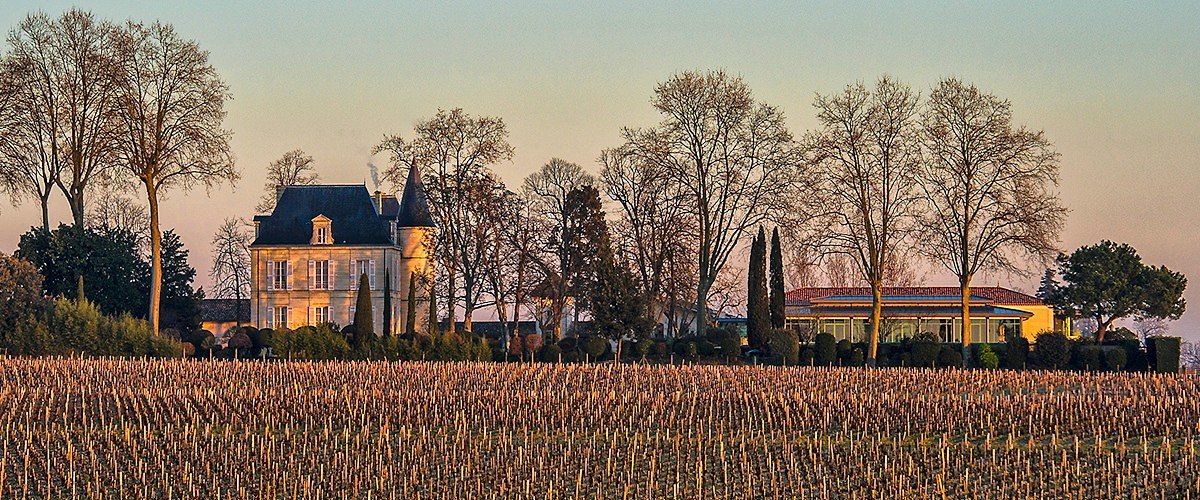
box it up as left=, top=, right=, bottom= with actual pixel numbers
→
left=308, top=260, right=315, bottom=290
left=266, top=307, right=274, bottom=329
left=350, top=258, right=357, bottom=290
left=285, top=261, right=293, bottom=290
left=266, top=260, right=274, bottom=291
left=285, top=307, right=291, bottom=329
left=369, top=260, right=376, bottom=290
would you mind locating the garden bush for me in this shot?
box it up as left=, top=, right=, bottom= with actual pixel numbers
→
left=909, top=333, right=940, bottom=368
left=1033, top=332, right=1071, bottom=370
left=937, top=346, right=963, bottom=368
left=1006, top=335, right=1029, bottom=369
left=1146, top=336, right=1181, bottom=374
left=849, top=348, right=865, bottom=367
left=976, top=343, right=999, bottom=369
left=1077, top=345, right=1103, bottom=371
left=767, top=328, right=799, bottom=366
left=1105, top=347, right=1127, bottom=372
left=814, top=333, right=837, bottom=366
left=799, top=348, right=815, bottom=366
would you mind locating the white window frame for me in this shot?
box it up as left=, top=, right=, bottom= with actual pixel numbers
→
left=271, top=260, right=290, bottom=291
left=308, top=260, right=330, bottom=290
left=313, top=306, right=330, bottom=325
left=270, top=306, right=289, bottom=330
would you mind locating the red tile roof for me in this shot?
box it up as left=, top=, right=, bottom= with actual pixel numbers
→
left=785, top=286, right=1044, bottom=306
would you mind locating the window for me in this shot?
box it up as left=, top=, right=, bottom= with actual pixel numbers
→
left=311, top=215, right=332, bottom=245
left=350, top=259, right=375, bottom=290
left=313, top=306, right=330, bottom=325
left=267, top=260, right=290, bottom=291
left=270, top=306, right=289, bottom=330
left=309, top=260, right=330, bottom=290
left=821, top=319, right=850, bottom=341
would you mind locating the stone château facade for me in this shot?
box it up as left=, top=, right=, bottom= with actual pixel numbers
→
left=249, top=165, right=434, bottom=333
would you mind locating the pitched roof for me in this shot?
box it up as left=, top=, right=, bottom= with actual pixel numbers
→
left=252, top=185, right=394, bottom=246
left=199, top=299, right=251, bottom=323
left=785, top=286, right=1044, bottom=306
left=396, top=164, right=435, bottom=227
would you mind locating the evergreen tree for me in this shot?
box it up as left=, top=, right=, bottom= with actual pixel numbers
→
left=769, top=227, right=785, bottom=329
left=406, top=272, right=418, bottom=335
left=747, top=227, right=770, bottom=349
left=353, top=273, right=374, bottom=346
left=382, top=268, right=392, bottom=337
left=427, top=281, right=439, bottom=335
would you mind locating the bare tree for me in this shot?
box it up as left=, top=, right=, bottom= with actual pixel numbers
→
left=256, top=149, right=319, bottom=213
left=617, top=71, right=800, bottom=337
left=86, top=192, right=148, bottom=244
left=1133, top=316, right=1170, bottom=345
left=489, top=189, right=548, bottom=347
left=374, top=108, right=514, bottom=335
left=0, top=10, right=119, bottom=228
left=523, top=158, right=595, bottom=342
left=109, top=21, right=237, bottom=334
left=209, top=218, right=252, bottom=325
left=823, top=254, right=856, bottom=287
left=601, top=145, right=695, bottom=338
left=1182, top=341, right=1200, bottom=370
left=0, top=32, right=62, bottom=230
left=804, top=77, right=923, bottom=365
left=916, top=78, right=1066, bottom=359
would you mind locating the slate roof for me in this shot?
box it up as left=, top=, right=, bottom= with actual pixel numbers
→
left=453, top=321, right=540, bottom=339
left=396, top=164, right=435, bottom=227
left=252, top=185, right=394, bottom=246
left=199, top=299, right=251, bottom=323
left=785, top=287, right=1044, bottom=306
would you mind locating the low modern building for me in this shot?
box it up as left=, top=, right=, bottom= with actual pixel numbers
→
left=199, top=298, right=251, bottom=341
left=784, top=286, right=1059, bottom=344
left=249, top=165, right=435, bottom=333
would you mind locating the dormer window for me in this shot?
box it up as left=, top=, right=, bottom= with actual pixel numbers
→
left=311, top=215, right=332, bottom=245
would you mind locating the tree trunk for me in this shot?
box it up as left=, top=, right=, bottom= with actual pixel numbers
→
left=1096, top=316, right=1110, bottom=344
left=39, top=194, right=51, bottom=232
left=145, top=181, right=163, bottom=335
left=694, top=280, right=709, bottom=339
left=446, top=268, right=457, bottom=335
left=960, top=276, right=973, bottom=364
left=69, top=189, right=85, bottom=227
left=868, top=281, right=883, bottom=368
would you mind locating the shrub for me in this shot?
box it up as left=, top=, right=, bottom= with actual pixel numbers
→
left=581, top=336, right=609, bottom=360
left=1146, top=336, right=1182, bottom=374
left=270, top=324, right=350, bottom=360
left=799, top=348, right=815, bottom=366
left=1006, top=335, right=1029, bottom=369
left=976, top=344, right=999, bottom=369
left=696, top=339, right=716, bottom=357
left=1105, top=347, right=1128, bottom=372
left=652, top=341, right=669, bottom=358
left=849, top=348, right=865, bottom=367
left=835, top=339, right=852, bottom=365
left=814, top=333, right=837, bottom=366
left=1077, top=345, right=1103, bottom=371
left=631, top=338, right=653, bottom=359
left=541, top=344, right=563, bottom=362
left=767, top=328, right=799, bottom=366
left=909, top=333, right=940, bottom=368
left=683, top=341, right=698, bottom=359
left=227, top=331, right=253, bottom=350
left=707, top=329, right=742, bottom=360
left=1033, top=332, right=1071, bottom=370
left=937, top=347, right=963, bottom=368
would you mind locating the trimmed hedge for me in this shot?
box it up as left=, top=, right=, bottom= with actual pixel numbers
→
left=1146, top=336, right=1181, bottom=374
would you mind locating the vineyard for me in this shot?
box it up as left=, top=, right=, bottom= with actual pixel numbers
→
left=0, top=358, right=1197, bottom=498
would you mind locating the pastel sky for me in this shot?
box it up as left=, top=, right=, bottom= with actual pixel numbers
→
left=2, top=1, right=1198, bottom=338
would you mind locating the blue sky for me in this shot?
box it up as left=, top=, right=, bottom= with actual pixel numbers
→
left=2, top=1, right=1198, bottom=336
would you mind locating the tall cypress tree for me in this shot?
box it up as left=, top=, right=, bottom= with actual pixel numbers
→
left=427, top=281, right=439, bottom=335
left=382, top=269, right=392, bottom=337
left=769, top=227, right=785, bottom=329
left=406, top=271, right=418, bottom=335
left=747, top=228, right=770, bottom=349
left=353, top=273, right=374, bottom=347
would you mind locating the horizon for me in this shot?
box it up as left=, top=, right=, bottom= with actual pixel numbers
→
left=1, top=1, right=1196, bottom=339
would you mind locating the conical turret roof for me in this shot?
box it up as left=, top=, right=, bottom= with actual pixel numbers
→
left=396, top=164, right=435, bottom=227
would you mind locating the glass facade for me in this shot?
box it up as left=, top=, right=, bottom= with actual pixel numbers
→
left=786, top=315, right=1024, bottom=344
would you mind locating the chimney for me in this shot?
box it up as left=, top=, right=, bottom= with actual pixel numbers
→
left=274, top=185, right=285, bottom=204
left=373, top=190, right=383, bottom=215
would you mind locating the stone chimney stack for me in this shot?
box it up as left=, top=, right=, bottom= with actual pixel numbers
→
left=373, top=190, right=384, bottom=214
